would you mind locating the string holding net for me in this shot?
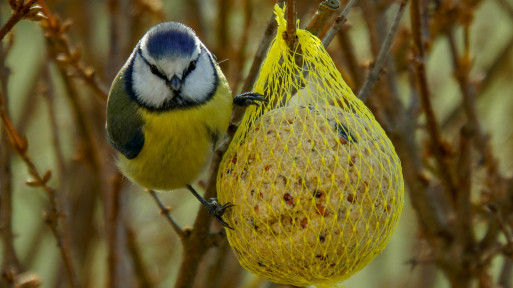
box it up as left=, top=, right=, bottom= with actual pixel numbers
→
left=217, top=5, right=404, bottom=287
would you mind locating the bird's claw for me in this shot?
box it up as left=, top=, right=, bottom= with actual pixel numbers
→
left=206, top=198, right=235, bottom=230
left=233, top=92, right=267, bottom=107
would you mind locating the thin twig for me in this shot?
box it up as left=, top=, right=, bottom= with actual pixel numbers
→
left=205, top=241, right=242, bottom=288
left=126, top=226, right=155, bottom=288
left=455, top=126, right=475, bottom=245
left=0, top=89, right=79, bottom=288
left=487, top=204, right=513, bottom=253
left=321, top=0, right=359, bottom=47
left=15, top=62, right=44, bottom=134
left=337, top=26, right=363, bottom=89
left=38, top=1, right=109, bottom=101
left=410, top=0, right=457, bottom=197
left=107, top=0, right=132, bottom=81
left=446, top=30, right=504, bottom=196
left=41, top=63, right=66, bottom=179
left=233, top=0, right=283, bottom=125
left=239, top=1, right=282, bottom=94
left=41, top=62, right=80, bottom=288
left=358, top=0, right=409, bottom=102
left=0, top=0, right=40, bottom=41
left=499, top=258, right=513, bottom=288
left=480, top=242, right=511, bottom=267
left=441, top=36, right=513, bottom=130
left=285, top=0, right=297, bottom=49
left=231, top=0, right=253, bottom=91
left=105, top=1, right=133, bottom=286
left=106, top=172, right=124, bottom=288
left=0, top=8, right=80, bottom=284
left=217, top=0, right=232, bottom=86
left=359, top=0, right=381, bottom=56
left=0, top=6, right=20, bottom=282
left=185, top=0, right=206, bottom=38
left=55, top=67, right=102, bottom=170
left=148, top=190, right=185, bottom=239
left=306, top=0, right=340, bottom=38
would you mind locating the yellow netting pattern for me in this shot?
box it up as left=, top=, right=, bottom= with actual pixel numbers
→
left=217, top=5, right=404, bottom=288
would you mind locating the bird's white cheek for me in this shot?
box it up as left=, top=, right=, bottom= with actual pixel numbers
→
left=181, top=54, right=216, bottom=103
left=132, top=56, right=171, bottom=107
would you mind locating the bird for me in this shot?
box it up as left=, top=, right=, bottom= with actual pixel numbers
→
left=105, top=22, right=264, bottom=229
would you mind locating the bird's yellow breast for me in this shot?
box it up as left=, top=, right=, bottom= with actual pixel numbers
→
left=118, top=83, right=232, bottom=191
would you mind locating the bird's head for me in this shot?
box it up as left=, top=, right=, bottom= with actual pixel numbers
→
left=127, top=22, right=218, bottom=110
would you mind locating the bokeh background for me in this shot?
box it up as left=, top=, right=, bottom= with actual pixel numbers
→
left=1, top=0, right=513, bottom=287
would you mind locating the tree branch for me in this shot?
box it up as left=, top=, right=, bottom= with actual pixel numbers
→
left=410, top=0, right=458, bottom=198
left=0, top=0, right=40, bottom=41
left=358, top=0, right=409, bottom=102
left=306, top=0, right=340, bottom=38
left=148, top=190, right=185, bottom=240
left=0, top=7, right=20, bottom=283
left=446, top=30, right=504, bottom=196
left=321, top=0, right=359, bottom=47
left=0, top=89, right=79, bottom=288
left=285, top=0, right=297, bottom=49
left=38, top=1, right=109, bottom=101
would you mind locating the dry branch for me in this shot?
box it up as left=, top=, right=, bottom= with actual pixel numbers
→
left=410, top=0, right=457, bottom=197
left=148, top=190, right=185, bottom=239
left=239, top=1, right=283, bottom=94
left=446, top=30, right=504, bottom=196
left=231, top=0, right=254, bottom=90
left=285, top=0, right=297, bottom=49
left=358, top=0, right=409, bottom=102
left=126, top=226, right=155, bottom=288
left=0, top=90, right=79, bottom=288
left=0, top=8, right=20, bottom=284
left=38, top=1, right=109, bottom=101
left=0, top=0, right=41, bottom=41
left=337, top=26, right=363, bottom=90
left=321, top=0, right=358, bottom=47
left=306, top=0, right=340, bottom=37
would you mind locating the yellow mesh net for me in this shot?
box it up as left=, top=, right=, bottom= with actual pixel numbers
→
left=217, top=5, right=404, bottom=287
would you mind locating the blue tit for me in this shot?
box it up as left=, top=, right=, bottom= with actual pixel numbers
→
left=106, top=22, right=264, bottom=228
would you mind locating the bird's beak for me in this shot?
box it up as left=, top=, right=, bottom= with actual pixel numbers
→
left=168, top=75, right=182, bottom=91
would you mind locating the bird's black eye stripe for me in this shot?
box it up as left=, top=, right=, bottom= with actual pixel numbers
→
left=137, top=48, right=167, bottom=80
left=184, top=59, right=197, bottom=77
left=148, top=64, right=166, bottom=80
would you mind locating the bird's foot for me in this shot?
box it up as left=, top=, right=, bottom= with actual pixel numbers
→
left=205, top=198, right=235, bottom=230
left=187, top=185, right=235, bottom=230
left=233, top=92, right=267, bottom=107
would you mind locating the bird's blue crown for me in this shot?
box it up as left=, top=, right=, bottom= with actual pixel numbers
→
left=144, top=22, right=198, bottom=59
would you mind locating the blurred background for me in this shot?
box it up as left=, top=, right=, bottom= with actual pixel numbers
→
left=1, top=0, right=513, bottom=287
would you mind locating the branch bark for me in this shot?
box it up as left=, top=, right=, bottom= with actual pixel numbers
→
left=0, top=0, right=39, bottom=41
left=410, top=0, right=458, bottom=199
left=321, top=0, right=359, bottom=47
left=285, top=0, right=297, bottom=49
left=0, top=8, right=20, bottom=284
left=358, top=0, right=409, bottom=102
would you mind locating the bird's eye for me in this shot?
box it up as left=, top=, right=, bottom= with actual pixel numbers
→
left=149, top=64, right=159, bottom=75
left=184, top=60, right=197, bottom=76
